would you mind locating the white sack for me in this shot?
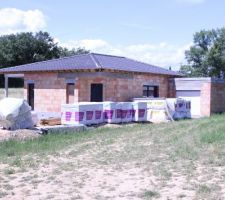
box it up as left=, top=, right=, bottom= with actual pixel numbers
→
left=0, top=98, right=33, bottom=130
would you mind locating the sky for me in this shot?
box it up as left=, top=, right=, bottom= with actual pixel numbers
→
left=0, top=0, right=225, bottom=70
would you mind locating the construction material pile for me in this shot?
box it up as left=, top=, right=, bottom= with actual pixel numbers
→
left=0, top=98, right=34, bottom=130
left=61, top=98, right=191, bottom=125
left=133, top=98, right=191, bottom=122
left=40, top=118, right=61, bottom=126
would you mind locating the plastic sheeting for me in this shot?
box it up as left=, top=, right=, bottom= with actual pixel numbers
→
left=134, top=98, right=191, bottom=123
left=102, top=102, right=118, bottom=123
left=0, top=98, right=34, bottom=130
left=118, top=102, right=133, bottom=123
left=61, top=98, right=191, bottom=125
left=166, top=98, right=191, bottom=119
left=61, top=102, right=104, bottom=125
left=132, top=101, right=147, bottom=122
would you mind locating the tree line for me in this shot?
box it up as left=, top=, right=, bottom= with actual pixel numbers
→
left=0, top=28, right=225, bottom=87
left=0, top=31, right=89, bottom=87
left=180, top=27, right=225, bottom=78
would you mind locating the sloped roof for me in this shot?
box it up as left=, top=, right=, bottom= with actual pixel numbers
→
left=0, top=53, right=180, bottom=76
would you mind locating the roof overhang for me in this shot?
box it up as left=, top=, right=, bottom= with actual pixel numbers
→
left=0, top=68, right=181, bottom=77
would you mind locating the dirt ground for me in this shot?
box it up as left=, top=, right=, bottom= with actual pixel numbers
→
left=0, top=129, right=41, bottom=142
left=1, top=117, right=225, bottom=199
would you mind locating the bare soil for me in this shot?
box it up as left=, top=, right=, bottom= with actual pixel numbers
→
left=0, top=129, right=41, bottom=142
left=0, top=116, right=225, bottom=199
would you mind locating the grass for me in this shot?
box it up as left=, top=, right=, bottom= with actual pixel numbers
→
left=1, top=114, right=225, bottom=198
left=4, top=168, right=16, bottom=175
left=140, top=190, right=160, bottom=199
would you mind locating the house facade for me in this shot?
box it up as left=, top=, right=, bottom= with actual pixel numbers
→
left=0, top=53, right=180, bottom=113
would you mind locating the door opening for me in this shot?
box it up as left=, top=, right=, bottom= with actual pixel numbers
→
left=28, top=83, right=34, bottom=110
left=66, top=83, right=75, bottom=104
left=91, top=84, right=103, bottom=102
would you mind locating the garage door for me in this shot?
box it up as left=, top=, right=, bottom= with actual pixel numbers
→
left=176, top=90, right=201, bottom=117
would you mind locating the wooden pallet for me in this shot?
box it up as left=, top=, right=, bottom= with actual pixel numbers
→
left=40, top=118, right=61, bottom=126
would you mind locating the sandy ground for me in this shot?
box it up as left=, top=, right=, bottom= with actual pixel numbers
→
left=1, top=150, right=225, bottom=200
left=1, top=119, right=225, bottom=199
left=0, top=136, right=225, bottom=199
left=0, top=129, right=41, bottom=141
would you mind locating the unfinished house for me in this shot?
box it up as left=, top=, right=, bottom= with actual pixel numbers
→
left=0, top=53, right=180, bottom=114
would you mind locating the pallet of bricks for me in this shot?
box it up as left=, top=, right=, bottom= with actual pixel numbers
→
left=61, top=99, right=191, bottom=126
left=61, top=101, right=148, bottom=125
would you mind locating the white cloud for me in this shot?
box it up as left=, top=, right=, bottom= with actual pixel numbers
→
left=62, top=39, right=108, bottom=50
left=0, top=8, right=46, bottom=35
left=176, top=0, right=205, bottom=4
left=59, top=39, right=191, bottom=70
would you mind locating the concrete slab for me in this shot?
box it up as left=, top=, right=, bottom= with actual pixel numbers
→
left=36, top=124, right=87, bottom=134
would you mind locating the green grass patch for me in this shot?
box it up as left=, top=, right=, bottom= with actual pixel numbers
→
left=140, top=190, right=160, bottom=199
left=200, top=128, right=225, bottom=144
left=1, top=114, right=225, bottom=166
left=1, top=115, right=225, bottom=199
left=0, top=130, right=91, bottom=159
left=4, top=168, right=16, bottom=175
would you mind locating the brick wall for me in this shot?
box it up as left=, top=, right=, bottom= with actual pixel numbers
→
left=210, top=82, right=225, bottom=114
left=24, top=72, right=173, bottom=112
left=200, top=81, right=225, bottom=116
left=77, top=73, right=170, bottom=102
left=24, top=73, right=67, bottom=112
left=168, top=78, right=176, bottom=98
left=200, top=82, right=211, bottom=116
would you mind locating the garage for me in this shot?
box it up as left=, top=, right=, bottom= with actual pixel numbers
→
left=176, top=90, right=201, bottom=117
left=174, top=77, right=225, bottom=117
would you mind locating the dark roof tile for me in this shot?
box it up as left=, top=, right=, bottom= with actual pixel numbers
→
left=0, top=53, right=180, bottom=76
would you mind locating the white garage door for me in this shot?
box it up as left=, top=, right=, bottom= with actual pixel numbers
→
left=176, top=90, right=201, bottom=117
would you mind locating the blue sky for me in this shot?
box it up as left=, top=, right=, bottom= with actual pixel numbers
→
left=0, top=0, right=225, bottom=69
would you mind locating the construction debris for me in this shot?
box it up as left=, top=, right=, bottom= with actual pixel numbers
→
left=61, top=98, right=191, bottom=125
left=40, top=118, right=61, bottom=126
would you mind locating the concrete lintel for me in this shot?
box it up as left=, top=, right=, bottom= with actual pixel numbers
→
left=174, top=77, right=212, bottom=82
left=25, top=80, right=35, bottom=84
left=5, top=73, right=24, bottom=78
left=143, top=82, right=160, bottom=86
left=65, top=79, right=76, bottom=84
left=58, top=71, right=134, bottom=79
left=175, top=77, right=225, bottom=84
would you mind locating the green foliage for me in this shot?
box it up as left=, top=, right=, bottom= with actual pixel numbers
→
left=200, top=127, right=225, bottom=144
left=4, top=168, right=15, bottom=175
left=140, top=190, right=160, bottom=199
left=180, top=28, right=225, bottom=78
left=0, top=31, right=89, bottom=68
left=59, top=47, right=89, bottom=57
left=179, top=65, right=201, bottom=77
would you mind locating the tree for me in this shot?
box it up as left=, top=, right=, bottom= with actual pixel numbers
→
left=59, top=47, right=89, bottom=57
left=0, top=31, right=89, bottom=87
left=180, top=28, right=225, bottom=78
left=0, top=31, right=90, bottom=68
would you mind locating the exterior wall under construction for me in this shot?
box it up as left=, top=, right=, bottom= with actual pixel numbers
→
left=23, top=71, right=173, bottom=113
